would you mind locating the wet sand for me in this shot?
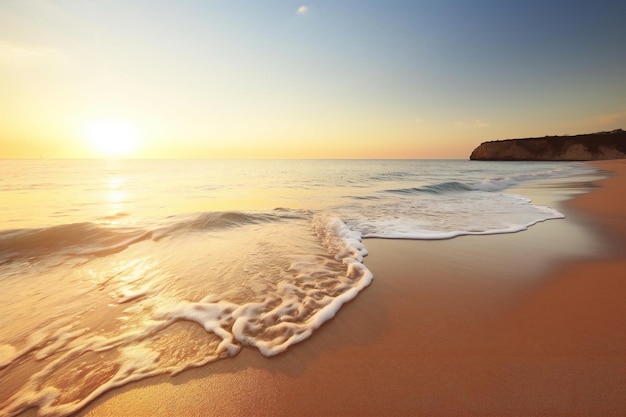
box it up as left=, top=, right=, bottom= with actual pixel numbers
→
left=81, top=160, right=626, bottom=417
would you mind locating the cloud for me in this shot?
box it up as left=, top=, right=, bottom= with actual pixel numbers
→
left=296, top=5, right=309, bottom=15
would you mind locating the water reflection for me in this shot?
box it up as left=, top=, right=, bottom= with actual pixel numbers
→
left=104, top=170, right=128, bottom=223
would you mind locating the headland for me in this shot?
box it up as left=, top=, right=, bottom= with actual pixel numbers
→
left=470, top=129, right=626, bottom=160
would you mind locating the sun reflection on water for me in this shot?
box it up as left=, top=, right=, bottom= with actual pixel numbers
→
left=104, top=172, right=129, bottom=224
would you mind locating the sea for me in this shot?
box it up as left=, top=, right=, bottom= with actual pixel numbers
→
left=0, top=159, right=597, bottom=416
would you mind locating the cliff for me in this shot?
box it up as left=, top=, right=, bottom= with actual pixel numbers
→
left=470, top=129, right=626, bottom=161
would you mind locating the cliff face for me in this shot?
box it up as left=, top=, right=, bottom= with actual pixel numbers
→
left=470, top=130, right=626, bottom=161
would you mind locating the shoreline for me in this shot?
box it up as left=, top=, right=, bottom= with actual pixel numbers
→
left=79, top=160, right=626, bottom=417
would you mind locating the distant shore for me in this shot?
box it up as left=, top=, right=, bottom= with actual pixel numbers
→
left=81, top=160, right=626, bottom=417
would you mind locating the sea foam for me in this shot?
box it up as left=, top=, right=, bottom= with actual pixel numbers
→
left=346, top=192, right=565, bottom=239
left=0, top=212, right=373, bottom=417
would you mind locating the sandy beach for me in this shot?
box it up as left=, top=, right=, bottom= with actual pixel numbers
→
left=79, top=160, right=626, bottom=417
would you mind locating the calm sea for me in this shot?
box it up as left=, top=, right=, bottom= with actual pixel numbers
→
left=0, top=159, right=595, bottom=416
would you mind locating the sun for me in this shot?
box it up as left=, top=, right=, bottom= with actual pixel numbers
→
left=85, top=120, right=141, bottom=157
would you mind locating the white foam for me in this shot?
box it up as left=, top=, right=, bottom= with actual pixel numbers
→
left=144, top=215, right=375, bottom=358
left=345, top=192, right=565, bottom=240
left=313, top=215, right=369, bottom=262
left=166, top=299, right=242, bottom=357
left=1, top=215, right=375, bottom=417
left=35, top=325, right=88, bottom=360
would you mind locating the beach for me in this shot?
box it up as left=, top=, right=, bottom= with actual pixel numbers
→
left=3, top=1, right=625, bottom=416
left=76, top=159, right=626, bottom=417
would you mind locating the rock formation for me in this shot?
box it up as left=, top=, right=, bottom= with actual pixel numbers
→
left=470, top=129, right=626, bottom=161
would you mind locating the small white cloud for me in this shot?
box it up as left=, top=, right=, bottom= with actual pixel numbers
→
left=415, top=118, right=422, bottom=124
left=297, top=5, right=309, bottom=14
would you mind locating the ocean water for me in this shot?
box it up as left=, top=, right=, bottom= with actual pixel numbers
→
left=0, top=159, right=595, bottom=416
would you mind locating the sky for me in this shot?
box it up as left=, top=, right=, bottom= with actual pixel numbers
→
left=1, top=0, right=625, bottom=159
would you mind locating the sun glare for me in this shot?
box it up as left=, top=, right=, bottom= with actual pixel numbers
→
left=85, top=120, right=140, bottom=158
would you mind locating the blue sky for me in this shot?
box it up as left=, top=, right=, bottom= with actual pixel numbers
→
left=1, top=0, right=625, bottom=158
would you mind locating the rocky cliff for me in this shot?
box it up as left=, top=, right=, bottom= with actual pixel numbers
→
left=470, top=129, right=626, bottom=161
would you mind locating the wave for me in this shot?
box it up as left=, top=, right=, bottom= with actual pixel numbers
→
left=0, top=223, right=151, bottom=265
left=0, top=209, right=309, bottom=265
left=385, top=164, right=592, bottom=196
left=388, top=181, right=473, bottom=195
left=0, top=214, right=372, bottom=417
left=152, top=211, right=281, bottom=240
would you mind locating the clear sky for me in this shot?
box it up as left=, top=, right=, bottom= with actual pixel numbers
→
left=1, top=0, right=625, bottom=159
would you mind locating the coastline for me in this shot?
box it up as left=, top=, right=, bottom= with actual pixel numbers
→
left=80, top=160, right=626, bottom=417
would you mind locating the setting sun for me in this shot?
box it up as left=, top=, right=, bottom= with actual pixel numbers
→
left=84, top=120, right=140, bottom=158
